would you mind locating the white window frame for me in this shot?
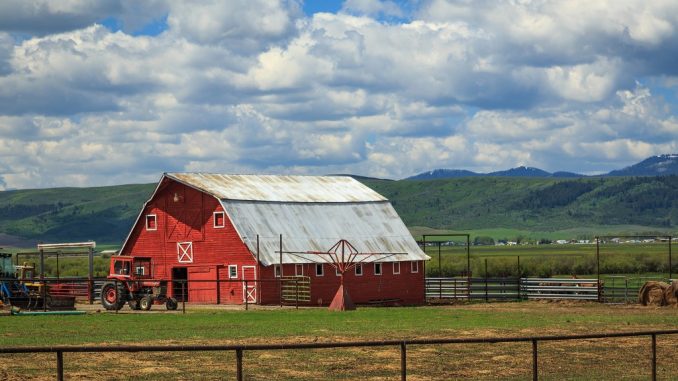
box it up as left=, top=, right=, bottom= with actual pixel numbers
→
left=177, top=242, right=193, bottom=263
left=374, top=262, right=382, bottom=276
left=295, top=264, right=303, bottom=276
left=335, top=266, right=341, bottom=276
left=393, top=262, right=401, bottom=275
left=228, top=265, right=238, bottom=279
left=274, top=264, right=281, bottom=278
left=213, top=211, right=225, bottom=228
left=411, top=261, right=419, bottom=273
left=145, top=214, right=157, bottom=231
left=315, top=263, right=324, bottom=277
left=355, top=263, right=363, bottom=276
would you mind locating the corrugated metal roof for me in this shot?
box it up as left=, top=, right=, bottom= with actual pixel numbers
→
left=166, top=173, right=386, bottom=203
left=221, top=200, right=429, bottom=266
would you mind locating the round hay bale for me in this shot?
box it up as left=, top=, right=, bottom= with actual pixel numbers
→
left=638, top=281, right=669, bottom=306
left=664, top=281, right=678, bottom=307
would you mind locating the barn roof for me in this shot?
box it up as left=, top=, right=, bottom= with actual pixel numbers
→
left=220, top=200, right=429, bottom=266
left=165, top=173, right=386, bottom=202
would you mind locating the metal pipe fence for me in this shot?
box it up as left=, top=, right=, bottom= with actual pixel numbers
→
left=425, top=276, right=673, bottom=303
left=0, top=276, right=309, bottom=313
left=1, top=330, right=676, bottom=381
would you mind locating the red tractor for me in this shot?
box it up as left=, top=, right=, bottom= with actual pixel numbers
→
left=100, top=256, right=178, bottom=311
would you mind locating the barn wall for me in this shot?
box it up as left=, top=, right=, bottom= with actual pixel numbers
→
left=121, top=179, right=257, bottom=302
left=258, top=261, right=426, bottom=305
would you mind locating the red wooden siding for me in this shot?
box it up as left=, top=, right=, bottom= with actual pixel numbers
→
left=121, top=179, right=257, bottom=302
left=257, top=261, right=425, bottom=305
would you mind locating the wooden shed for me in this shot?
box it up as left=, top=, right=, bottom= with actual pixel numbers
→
left=119, top=173, right=429, bottom=305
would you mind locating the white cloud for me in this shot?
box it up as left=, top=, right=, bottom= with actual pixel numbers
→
left=0, top=1, right=677, bottom=190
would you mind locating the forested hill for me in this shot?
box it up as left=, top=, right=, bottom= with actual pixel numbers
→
left=1, top=176, right=678, bottom=246
left=361, top=176, right=678, bottom=231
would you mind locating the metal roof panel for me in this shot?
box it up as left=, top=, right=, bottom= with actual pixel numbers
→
left=166, top=173, right=386, bottom=203
left=221, top=200, right=429, bottom=266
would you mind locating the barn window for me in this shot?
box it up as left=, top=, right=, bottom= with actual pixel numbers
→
left=145, top=214, right=157, bottom=231
left=229, top=265, right=238, bottom=279
left=335, top=267, right=340, bottom=276
left=393, top=262, right=401, bottom=275
left=213, top=211, right=225, bottom=228
left=355, top=264, right=363, bottom=276
left=374, top=262, right=382, bottom=276
left=315, top=264, right=324, bottom=277
left=295, top=264, right=303, bottom=276
left=411, top=261, right=419, bottom=273
left=274, top=264, right=281, bottom=278
left=177, top=242, right=193, bottom=263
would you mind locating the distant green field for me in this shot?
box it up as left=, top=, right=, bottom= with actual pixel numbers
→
left=420, top=241, right=676, bottom=278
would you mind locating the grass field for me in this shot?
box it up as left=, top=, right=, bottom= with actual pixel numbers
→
left=421, top=241, right=677, bottom=279
left=1, top=302, right=677, bottom=380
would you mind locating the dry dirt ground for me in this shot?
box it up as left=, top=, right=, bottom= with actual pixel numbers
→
left=1, top=301, right=677, bottom=380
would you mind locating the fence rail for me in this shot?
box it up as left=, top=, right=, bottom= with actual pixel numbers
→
left=2, top=330, right=676, bottom=381
left=425, top=277, right=645, bottom=302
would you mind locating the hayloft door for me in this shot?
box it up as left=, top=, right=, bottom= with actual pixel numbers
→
left=242, top=266, right=257, bottom=303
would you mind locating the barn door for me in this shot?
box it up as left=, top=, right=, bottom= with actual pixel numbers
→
left=241, top=266, right=257, bottom=303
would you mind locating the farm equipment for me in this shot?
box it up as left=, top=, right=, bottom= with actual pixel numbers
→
left=0, top=253, right=76, bottom=310
left=101, top=256, right=178, bottom=311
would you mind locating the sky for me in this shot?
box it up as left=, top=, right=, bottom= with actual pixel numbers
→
left=1, top=0, right=678, bottom=189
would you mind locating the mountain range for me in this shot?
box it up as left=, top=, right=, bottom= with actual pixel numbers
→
left=407, top=154, right=678, bottom=180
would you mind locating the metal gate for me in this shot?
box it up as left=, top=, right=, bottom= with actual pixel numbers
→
left=281, top=276, right=310, bottom=304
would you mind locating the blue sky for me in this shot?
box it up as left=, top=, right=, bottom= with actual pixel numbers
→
left=0, top=0, right=677, bottom=189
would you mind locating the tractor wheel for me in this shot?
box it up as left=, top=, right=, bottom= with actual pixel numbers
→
left=166, top=297, right=178, bottom=310
left=140, top=295, right=153, bottom=311
left=128, top=299, right=141, bottom=310
left=101, top=282, right=126, bottom=311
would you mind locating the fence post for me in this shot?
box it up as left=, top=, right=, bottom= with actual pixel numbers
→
left=182, top=280, right=186, bottom=315
left=236, top=348, right=244, bottom=381
left=245, top=280, right=249, bottom=311
left=56, top=351, right=64, bottom=381
left=484, top=259, right=488, bottom=302
left=651, top=334, right=657, bottom=381
left=400, top=341, right=407, bottom=381
left=295, top=278, right=299, bottom=310
left=532, top=339, right=538, bottom=381
left=114, top=278, right=118, bottom=315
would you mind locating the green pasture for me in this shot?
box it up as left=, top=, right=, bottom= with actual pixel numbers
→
left=1, top=303, right=677, bottom=380
left=421, top=242, right=676, bottom=278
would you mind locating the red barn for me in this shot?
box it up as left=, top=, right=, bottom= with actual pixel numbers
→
left=119, top=173, right=429, bottom=305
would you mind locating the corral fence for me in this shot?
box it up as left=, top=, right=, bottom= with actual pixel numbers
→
left=424, top=276, right=663, bottom=303
left=0, top=277, right=311, bottom=313
left=2, top=329, right=676, bottom=381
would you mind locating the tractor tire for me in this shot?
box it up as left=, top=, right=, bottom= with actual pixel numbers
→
left=166, top=297, right=178, bottom=310
left=128, top=299, right=141, bottom=310
left=140, top=295, right=153, bottom=311
left=101, top=282, right=126, bottom=311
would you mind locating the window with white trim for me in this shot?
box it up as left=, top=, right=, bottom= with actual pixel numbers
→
left=335, top=266, right=341, bottom=276
left=177, top=242, right=193, bottom=263
left=393, top=262, right=401, bottom=275
left=274, top=264, right=281, bottom=278
left=295, top=264, right=303, bottom=276
left=316, top=263, right=324, bottom=277
left=228, top=265, right=238, bottom=279
left=145, top=214, right=157, bottom=231
left=374, top=262, right=382, bottom=276
left=411, top=261, right=419, bottom=273
left=213, top=211, right=225, bottom=228
left=355, top=264, right=363, bottom=276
